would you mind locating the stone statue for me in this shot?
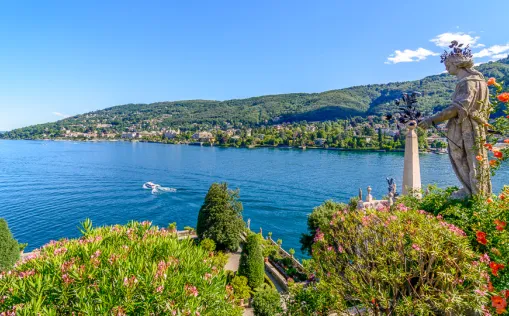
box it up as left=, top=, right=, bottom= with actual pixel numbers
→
left=366, top=186, right=373, bottom=202
left=418, top=41, right=492, bottom=198
left=386, top=178, right=398, bottom=197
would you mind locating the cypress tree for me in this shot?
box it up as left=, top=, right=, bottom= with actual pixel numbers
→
left=238, top=233, right=265, bottom=289
left=0, top=218, right=20, bottom=271
left=196, top=183, right=244, bottom=252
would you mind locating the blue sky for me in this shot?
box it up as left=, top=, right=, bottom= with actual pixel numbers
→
left=1, top=0, right=508, bottom=131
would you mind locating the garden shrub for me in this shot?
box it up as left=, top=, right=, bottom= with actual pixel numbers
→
left=300, top=200, right=345, bottom=255
left=0, top=220, right=241, bottom=315
left=252, top=284, right=282, bottom=316
left=400, top=185, right=509, bottom=315
left=284, top=282, right=341, bottom=316
left=238, top=234, right=265, bottom=289
left=196, top=183, right=245, bottom=252
left=230, top=275, right=251, bottom=302
left=0, top=218, right=20, bottom=272
left=200, top=237, right=216, bottom=252
left=310, top=206, right=487, bottom=315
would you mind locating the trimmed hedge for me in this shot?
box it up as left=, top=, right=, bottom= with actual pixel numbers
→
left=238, top=234, right=265, bottom=289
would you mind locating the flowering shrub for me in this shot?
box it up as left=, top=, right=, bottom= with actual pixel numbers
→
left=484, top=77, right=509, bottom=172
left=401, top=185, right=509, bottom=315
left=0, top=220, right=241, bottom=315
left=310, top=206, right=487, bottom=314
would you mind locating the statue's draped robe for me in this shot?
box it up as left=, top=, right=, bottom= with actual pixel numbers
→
left=445, top=75, right=492, bottom=196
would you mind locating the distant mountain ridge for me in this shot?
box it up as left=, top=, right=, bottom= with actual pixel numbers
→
left=3, top=56, right=509, bottom=138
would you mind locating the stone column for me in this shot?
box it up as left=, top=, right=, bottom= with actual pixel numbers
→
left=402, top=121, right=421, bottom=197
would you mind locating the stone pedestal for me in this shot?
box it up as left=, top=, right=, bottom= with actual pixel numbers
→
left=402, top=121, right=421, bottom=197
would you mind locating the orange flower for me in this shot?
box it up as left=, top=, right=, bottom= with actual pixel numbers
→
left=476, top=155, right=484, bottom=161
left=489, top=282, right=495, bottom=291
left=500, top=194, right=506, bottom=200
left=487, top=198, right=493, bottom=204
left=477, top=231, right=488, bottom=245
left=490, top=160, right=499, bottom=167
left=492, top=295, right=507, bottom=310
left=490, top=262, right=505, bottom=276
left=498, top=92, right=509, bottom=103
left=495, top=220, right=507, bottom=231
left=504, top=139, right=509, bottom=144
left=488, top=77, right=497, bottom=86
left=484, top=143, right=493, bottom=151
left=494, top=151, right=503, bottom=159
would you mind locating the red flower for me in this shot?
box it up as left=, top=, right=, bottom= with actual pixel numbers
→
left=490, top=262, right=505, bottom=276
left=489, top=282, right=495, bottom=292
left=488, top=78, right=497, bottom=86
left=476, top=155, right=484, bottom=161
left=495, top=220, right=506, bottom=231
left=498, top=92, right=509, bottom=103
left=477, top=231, right=488, bottom=245
left=487, top=198, right=494, bottom=204
left=492, top=295, right=507, bottom=314
left=504, top=139, right=509, bottom=144
left=494, top=151, right=503, bottom=159
left=484, top=143, right=493, bottom=151
left=500, top=194, right=506, bottom=200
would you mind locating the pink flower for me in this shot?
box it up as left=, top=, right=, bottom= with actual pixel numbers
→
left=204, top=273, right=212, bottom=280
left=62, top=273, right=73, bottom=285
left=475, top=289, right=487, bottom=296
left=412, top=244, right=421, bottom=251
left=313, top=229, right=324, bottom=242
left=480, top=253, right=491, bottom=264
left=123, top=276, right=138, bottom=287
left=156, top=285, right=164, bottom=293
left=326, top=246, right=333, bottom=251
left=54, top=247, right=68, bottom=256
left=185, top=284, right=199, bottom=297
left=337, top=245, right=344, bottom=253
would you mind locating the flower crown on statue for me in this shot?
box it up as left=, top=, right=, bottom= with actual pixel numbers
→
left=440, top=41, right=473, bottom=63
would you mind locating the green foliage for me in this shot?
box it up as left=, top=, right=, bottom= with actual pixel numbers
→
left=284, top=282, right=341, bottom=316
left=230, top=276, right=251, bottom=302
left=168, top=222, right=177, bottom=232
left=0, top=220, right=241, bottom=315
left=300, top=200, right=345, bottom=255
left=238, top=234, right=265, bottom=289
left=310, top=206, right=486, bottom=314
left=252, top=284, right=282, bottom=316
left=0, top=218, right=20, bottom=272
left=200, top=238, right=216, bottom=252
left=288, top=248, right=295, bottom=256
left=196, top=183, right=244, bottom=252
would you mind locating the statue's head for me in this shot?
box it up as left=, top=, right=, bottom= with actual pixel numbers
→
left=441, top=41, right=474, bottom=75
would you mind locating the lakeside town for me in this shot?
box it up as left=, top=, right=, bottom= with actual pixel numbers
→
left=12, top=115, right=464, bottom=153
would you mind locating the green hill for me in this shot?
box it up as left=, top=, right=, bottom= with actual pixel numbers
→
left=3, top=57, right=509, bottom=139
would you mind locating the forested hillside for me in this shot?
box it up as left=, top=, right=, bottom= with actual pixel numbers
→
left=3, top=57, right=509, bottom=139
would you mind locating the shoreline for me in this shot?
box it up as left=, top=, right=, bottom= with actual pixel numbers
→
left=0, top=138, right=419, bottom=153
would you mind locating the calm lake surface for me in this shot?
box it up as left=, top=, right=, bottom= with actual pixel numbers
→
left=1, top=140, right=507, bottom=258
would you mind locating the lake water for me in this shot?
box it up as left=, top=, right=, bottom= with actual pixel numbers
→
left=0, top=140, right=507, bottom=258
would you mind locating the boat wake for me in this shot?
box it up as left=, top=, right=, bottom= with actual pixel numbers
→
left=143, top=182, right=177, bottom=194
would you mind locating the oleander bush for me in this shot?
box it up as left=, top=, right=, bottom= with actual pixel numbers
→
left=252, top=284, right=282, bottom=316
left=238, top=234, right=265, bottom=289
left=196, top=183, right=245, bottom=252
left=0, top=220, right=241, bottom=315
left=400, top=185, right=509, bottom=315
left=0, top=218, right=20, bottom=272
left=284, top=282, right=340, bottom=316
left=309, top=205, right=487, bottom=315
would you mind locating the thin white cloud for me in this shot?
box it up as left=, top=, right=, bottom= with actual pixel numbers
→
left=52, top=112, right=71, bottom=118
left=385, top=48, right=439, bottom=64
left=473, top=44, right=509, bottom=58
left=430, top=32, right=482, bottom=48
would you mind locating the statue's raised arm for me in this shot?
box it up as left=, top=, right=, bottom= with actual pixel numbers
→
left=418, top=41, right=492, bottom=199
